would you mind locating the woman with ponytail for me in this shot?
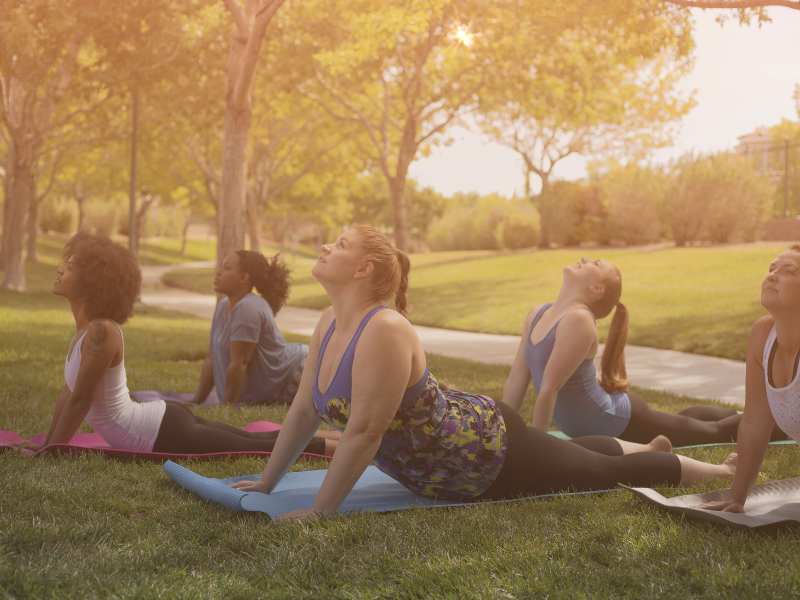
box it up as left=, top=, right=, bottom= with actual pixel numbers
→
left=502, top=257, right=748, bottom=447
left=191, top=250, right=316, bottom=408
left=229, top=227, right=737, bottom=524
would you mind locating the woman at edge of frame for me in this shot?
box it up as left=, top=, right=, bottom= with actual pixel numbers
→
left=696, top=244, right=800, bottom=513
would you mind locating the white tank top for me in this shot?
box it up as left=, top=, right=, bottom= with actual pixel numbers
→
left=763, top=325, right=800, bottom=444
left=64, top=322, right=166, bottom=452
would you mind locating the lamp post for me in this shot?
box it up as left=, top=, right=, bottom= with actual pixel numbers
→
left=128, top=88, right=140, bottom=252
left=785, top=136, right=790, bottom=218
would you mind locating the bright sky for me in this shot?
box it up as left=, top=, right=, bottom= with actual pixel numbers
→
left=409, top=7, right=800, bottom=197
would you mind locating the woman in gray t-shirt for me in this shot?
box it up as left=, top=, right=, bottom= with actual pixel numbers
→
left=191, top=251, right=315, bottom=409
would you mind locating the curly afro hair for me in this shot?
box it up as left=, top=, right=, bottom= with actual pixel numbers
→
left=63, top=231, right=142, bottom=325
left=235, top=250, right=291, bottom=315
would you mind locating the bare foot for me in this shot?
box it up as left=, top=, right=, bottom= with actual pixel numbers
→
left=647, top=435, right=673, bottom=453
left=722, top=453, right=738, bottom=476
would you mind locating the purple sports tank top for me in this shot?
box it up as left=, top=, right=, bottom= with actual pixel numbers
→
left=525, top=304, right=631, bottom=438
left=312, top=307, right=507, bottom=500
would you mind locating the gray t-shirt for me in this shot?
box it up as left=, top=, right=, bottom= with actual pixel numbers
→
left=210, top=293, right=306, bottom=405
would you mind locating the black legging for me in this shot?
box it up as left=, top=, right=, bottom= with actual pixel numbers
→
left=478, top=401, right=681, bottom=501
left=617, top=393, right=742, bottom=447
left=151, top=401, right=326, bottom=455
left=676, top=404, right=788, bottom=442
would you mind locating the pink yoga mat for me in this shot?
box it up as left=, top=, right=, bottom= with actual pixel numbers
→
left=0, top=421, right=330, bottom=463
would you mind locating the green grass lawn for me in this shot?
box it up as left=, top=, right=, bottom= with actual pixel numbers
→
left=3, top=285, right=800, bottom=598
left=165, top=244, right=789, bottom=362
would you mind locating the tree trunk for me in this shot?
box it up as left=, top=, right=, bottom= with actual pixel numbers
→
left=77, top=198, right=85, bottom=231
left=1, top=159, right=35, bottom=290
left=389, top=176, right=409, bottom=253
left=247, top=199, right=262, bottom=253
left=219, top=103, right=251, bottom=263
left=26, top=196, right=39, bottom=263
left=535, top=174, right=552, bottom=248
left=181, top=217, right=191, bottom=256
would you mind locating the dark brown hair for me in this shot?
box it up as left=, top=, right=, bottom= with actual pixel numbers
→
left=63, top=232, right=141, bottom=325
left=234, top=250, right=291, bottom=315
left=352, top=225, right=411, bottom=318
left=589, top=265, right=629, bottom=393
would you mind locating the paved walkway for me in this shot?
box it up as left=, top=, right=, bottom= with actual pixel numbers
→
left=139, top=267, right=746, bottom=406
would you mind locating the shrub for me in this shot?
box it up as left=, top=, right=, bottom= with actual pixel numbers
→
left=427, top=196, right=540, bottom=251
left=602, top=164, right=666, bottom=245
left=664, top=153, right=773, bottom=245
left=535, top=181, right=583, bottom=246
left=39, top=196, right=76, bottom=234
left=499, top=206, right=540, bottom=249
left=82, top=199, right=120, bottom=236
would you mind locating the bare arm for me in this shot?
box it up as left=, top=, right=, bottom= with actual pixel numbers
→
left=191, top=349, right=215, bottom=405
left=49, top=321, right=120, bottom=445
left=229, top=309, right=333, bottom=493
left=694, top=317, right=776, bottom=512
left=530, top=311, right=596, bottom=431
left=306, top=312, right=413, bottom=517
left=502, top=306, right=541, bottom=413
left=220, top=341, right=256, bottom=406
left=43, top=384, right=73, bottom=445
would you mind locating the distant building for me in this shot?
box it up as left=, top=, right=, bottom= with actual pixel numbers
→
left=736, top=126, right=773, bottom=173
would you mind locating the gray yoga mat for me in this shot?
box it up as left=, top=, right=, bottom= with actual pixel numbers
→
left=622, top=477, right=800, bottom=528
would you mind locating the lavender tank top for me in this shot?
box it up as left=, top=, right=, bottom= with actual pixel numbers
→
left=312, top=307, right=507, bottom=500
left=525, top=304, right=631, bottom=438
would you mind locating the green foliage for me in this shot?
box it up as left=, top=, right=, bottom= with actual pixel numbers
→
left=349, top=172, right=447, bottom=239
left=601, top=163, right=668, bottom=245
left=665, top=153, right=773, bottom=246
left=427, top=194, right=540, bottom=251
left=38, top=198, right=76, bottom=234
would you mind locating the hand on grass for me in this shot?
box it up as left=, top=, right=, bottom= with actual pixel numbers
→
left=273, top=508, right=325, bottom=525
left=227, top=479, right=269, bottom=493
left=690, top=498, right=744, bottom=513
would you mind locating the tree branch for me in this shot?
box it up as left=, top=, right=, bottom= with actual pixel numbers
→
left=662, top=0, right=798, bottom=8
left=221, top=0, right=251, bottom=37
left=232, top=0, right=286, bottom=109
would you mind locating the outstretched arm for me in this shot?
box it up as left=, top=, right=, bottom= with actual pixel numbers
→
left=190, top=349, right=215, bottom=405
left=502, top=306, right=540, bottom=413
left=220, top=341, right=256, bottom=406
left=229, top=310, right=332, bottom=494
left=693, top=317, right=776, bottom=512
left=49, top=321, right=120, bottom=445
left=276, top=312, right=415, bottom=523
left=530, top=311, right=596, bottom=431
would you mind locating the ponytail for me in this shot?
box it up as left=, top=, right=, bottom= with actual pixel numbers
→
left=235, top=250, right=291, bottom=315
left=394, top=249, right=411, bottom=318
left=588, top=265, right=629, bottom=393
left=599, top=302, right=629, bottom=393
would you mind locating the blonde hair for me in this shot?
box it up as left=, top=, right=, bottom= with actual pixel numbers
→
left=589, top=265, right=629, bottom=393
left=352, top=225, right=411, bottom=318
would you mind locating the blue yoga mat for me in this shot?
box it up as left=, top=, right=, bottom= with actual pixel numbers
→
left=163, top=461, right=613, bottom=518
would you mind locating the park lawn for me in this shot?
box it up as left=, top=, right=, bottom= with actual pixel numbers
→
left=141, top=237, right=319, bottom=266
left=3, top=289, right=800, bottom=598
left=165, top=243, right=789, bottom=362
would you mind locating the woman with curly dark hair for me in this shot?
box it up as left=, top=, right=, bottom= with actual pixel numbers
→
left=11, top=233, right=337, bottom=457
left=190, top=250, right=312, bottom=407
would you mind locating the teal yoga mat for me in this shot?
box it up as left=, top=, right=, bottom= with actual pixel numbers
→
left=163, top=461, right=614, bottom=519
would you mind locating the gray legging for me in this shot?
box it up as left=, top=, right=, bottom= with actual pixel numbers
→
left=151, top=401, right=326, bottom=455
left=478, top=401, right=681, bottom=501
